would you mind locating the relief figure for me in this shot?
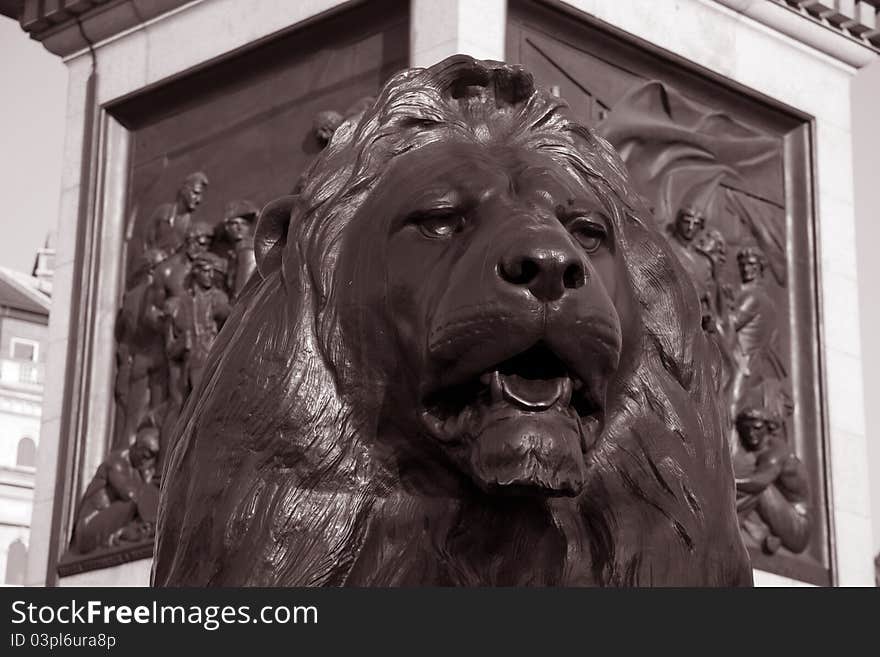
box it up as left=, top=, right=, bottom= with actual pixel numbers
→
left=144, top=172, right=209, bottom=254
left=733, top=407, right=811, bottom=554
left=165, top=252, right=231, bottom=394
left=70, top=426, right=160, bottom=555
left=220, top=200, right=259, bottom=299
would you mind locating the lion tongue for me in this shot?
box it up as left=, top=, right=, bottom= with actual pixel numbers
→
left=496, top=372, right=571, bottom=410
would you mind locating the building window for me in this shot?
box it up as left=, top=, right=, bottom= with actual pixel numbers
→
left=10, top=338, right=38, bottom=362
left=4, top=539, right=27, bottom=586
left=16, top=437, right=36, bottom=468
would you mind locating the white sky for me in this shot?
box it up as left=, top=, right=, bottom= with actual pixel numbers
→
left=0, top=18, right=67, bottom=273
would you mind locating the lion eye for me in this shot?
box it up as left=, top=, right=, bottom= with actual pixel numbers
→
left=415, top=211, right=466, bottom=239
left=567, top=214, right=608, bottom=253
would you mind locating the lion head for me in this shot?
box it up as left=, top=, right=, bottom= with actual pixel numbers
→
left=153, top=56, right=751, bottom=587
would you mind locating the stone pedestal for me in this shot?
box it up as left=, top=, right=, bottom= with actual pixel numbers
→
left=16, top=0, right=876, bottom=587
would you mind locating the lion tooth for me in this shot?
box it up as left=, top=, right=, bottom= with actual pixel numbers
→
left=444, top=415, right=457, bottom=438
left=422, top=411, right=447, bottom=441
left=559, top=378, right=572, bottom=407
left=490, top=370, right=503, bottom=403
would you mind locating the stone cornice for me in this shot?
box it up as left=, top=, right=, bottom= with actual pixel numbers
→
left=15, top=0, right=193, bottom=58
left=12, top=0, right=880, bottom=67
left=715, top=0, right=879, bottom=66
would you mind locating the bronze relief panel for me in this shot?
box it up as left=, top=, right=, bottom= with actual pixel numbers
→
left=57, top=0, right=409, bottom=576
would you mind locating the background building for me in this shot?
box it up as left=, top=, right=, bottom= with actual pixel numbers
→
left=0, top=250, right=51, bottom=585
left=0, top=0, right=877, bottom=586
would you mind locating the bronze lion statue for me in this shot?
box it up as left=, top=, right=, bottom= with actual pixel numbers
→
left=153, top=55, right=751, bottom=586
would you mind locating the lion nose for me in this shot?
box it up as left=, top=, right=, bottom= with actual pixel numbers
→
left=498, top=238, right=587, bottom=302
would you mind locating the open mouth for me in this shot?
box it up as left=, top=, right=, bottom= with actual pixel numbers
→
left=424, top=342, right=603, bottom=428
left=421, top=341, right=606, bottom=495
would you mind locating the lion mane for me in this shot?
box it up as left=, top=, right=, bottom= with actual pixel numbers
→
left=153, top=56, right=751, bottom=587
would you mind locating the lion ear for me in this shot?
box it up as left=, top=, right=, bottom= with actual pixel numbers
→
left=254, top=195, right=299, bottom=277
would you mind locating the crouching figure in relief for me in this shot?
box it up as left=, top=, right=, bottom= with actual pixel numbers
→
left=71, top=426, right=160, bottom=555
left=733, top=407, right=810, bottom=555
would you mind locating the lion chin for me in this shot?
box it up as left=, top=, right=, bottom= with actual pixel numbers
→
left=420, top=342, right=603, bottom=496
